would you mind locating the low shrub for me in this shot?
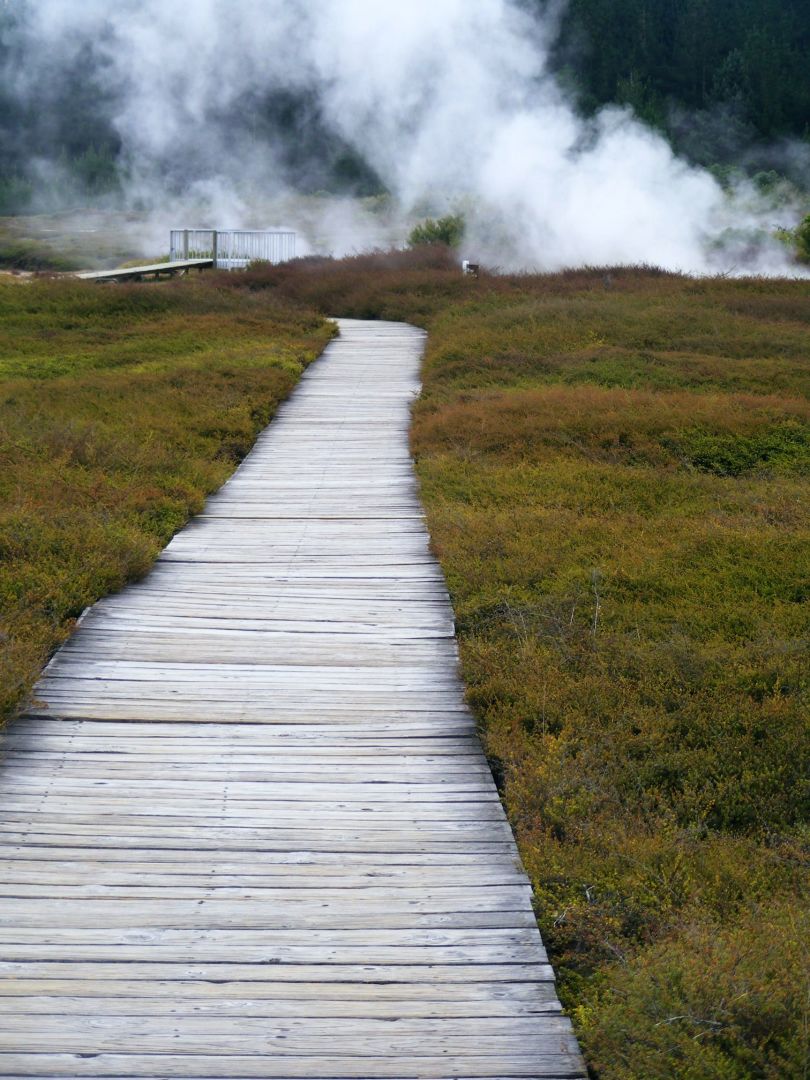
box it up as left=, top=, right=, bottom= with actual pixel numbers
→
left=408, top=213, right=466, bottom=249
left=262, top=253, right=810, bottom=1079
left=796, top=214, right=810, bottom=263
left=0, top=275, right=332, bottom=726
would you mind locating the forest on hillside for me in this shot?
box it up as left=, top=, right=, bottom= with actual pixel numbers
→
left=1, top=0, right=809, bottom=214
left=552, top=0, right=810, bottom=139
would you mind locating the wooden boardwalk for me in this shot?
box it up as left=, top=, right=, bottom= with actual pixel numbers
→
left=0, top=320, right=585, bottom=1079
left=76, top=259, right=213, bottom=284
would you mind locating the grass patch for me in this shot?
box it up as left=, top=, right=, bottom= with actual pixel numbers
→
left=0, top=209, right=148, bottom=272
left=0, top=274, right=332, bottom=726
left=256, top=251, right=810, bottom=1079
left=0, top=237, right=76, bottom=272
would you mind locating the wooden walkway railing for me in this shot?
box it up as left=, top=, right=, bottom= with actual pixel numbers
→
left=0, top=320, right=586, bottom=1079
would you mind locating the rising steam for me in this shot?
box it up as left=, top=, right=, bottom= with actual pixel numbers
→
left=11, top=0, right=808, bottom=273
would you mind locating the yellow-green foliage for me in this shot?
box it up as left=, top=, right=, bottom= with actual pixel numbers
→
left=797, top=215, right=810, bottom=264
left=0, top=274, right=332, bottom=725
left=580, top=900, right=810, bottom=1079
left=408, top=214, right=466, bottom=249
left=257, top=254, right=810, bottom=1079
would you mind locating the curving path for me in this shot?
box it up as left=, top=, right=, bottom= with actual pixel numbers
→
left=0, top=320, right=585, bottom=1079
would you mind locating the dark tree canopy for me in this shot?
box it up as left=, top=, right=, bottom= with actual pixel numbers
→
left=549, top=0, right=810, bottom=147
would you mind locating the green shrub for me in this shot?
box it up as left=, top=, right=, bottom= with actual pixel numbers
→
left=408, top=213, right=465, bottom=249
left=796, top=214, right=810, bottom=263
left=0, top=238, right=75, bottom=271
left=581, top=901, right=810, bottom=1080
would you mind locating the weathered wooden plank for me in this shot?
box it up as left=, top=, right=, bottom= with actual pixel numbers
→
left=0, top=994, right=564, bottom=1019
left=0, top=1032, right=581, bottom=1057
left=0, top=979, right=558, bottom=1003
left=0, top=960, right=555, bottom=984
left=0, top=873, right=529, bottom=894
left=0, top=855, right=525, bottom=874
left=0, top=928, right=541, bottom=947
left=0, top=1014, right=569, bottom=1037
left=0, top=753, right=486, bottom=771
left=0, top=1053, right=584, bottom=1078
left=0, top=845, right=522, bottom=867
left=0, top=1011, right=573, bottom=1035
left=0, top=806, right=508, bottom=830
left=21, top=707, right=474, bottom=724
left=0, top=882, right=532, bottom=903
left=0, top=811, right=508, bottom=832
left=0, top=945, right=549, bottom=965
left=0, top=830, right=516, bottom=857
left=10, top=719, right=476, bottom=740
left=3, top=807, right=499, bottom=829
left=0, top=905, right=536, bottom=932
left=2, top=784, right=496, bottom=806
left=4, top=737, right=472, bottom=753
left=0, top=891, right=534, bottom=918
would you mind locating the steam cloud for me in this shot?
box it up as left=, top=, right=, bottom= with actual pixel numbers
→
left=12, top=0, right=808, bottom=273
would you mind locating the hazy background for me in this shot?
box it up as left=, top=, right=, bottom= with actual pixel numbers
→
left=1, top=0, right=808, bottom=272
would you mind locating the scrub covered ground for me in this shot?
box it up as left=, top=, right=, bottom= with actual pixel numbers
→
left=2, top=251, right=808, bottom=1078
left=0, top=273, right=332, bottom=727
left=253, top=250, right=809, bottom=1080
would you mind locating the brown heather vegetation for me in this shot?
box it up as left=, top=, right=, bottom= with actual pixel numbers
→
left=0, top=274, right=333, bottom=725
left=249, top=250, right=810, bottom=1079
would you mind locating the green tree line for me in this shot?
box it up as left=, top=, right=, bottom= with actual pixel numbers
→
left=549, top=0, right=810, bottom=151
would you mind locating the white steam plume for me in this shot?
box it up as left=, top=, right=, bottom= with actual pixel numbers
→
left=20, top=0, right=808, bottom=273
